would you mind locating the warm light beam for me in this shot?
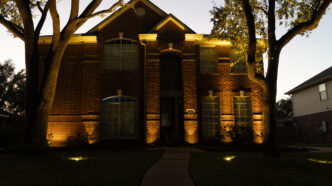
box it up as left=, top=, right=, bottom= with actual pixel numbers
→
left=224, top=155, right=236, bottom=161
left=308, top=158, right=332, bottom=164
left=67, top=156, right=89, bottom=162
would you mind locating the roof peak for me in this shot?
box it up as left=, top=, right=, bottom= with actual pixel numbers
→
left=87, top=0, right=167, bottom=34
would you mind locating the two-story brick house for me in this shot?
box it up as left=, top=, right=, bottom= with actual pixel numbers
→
left=287, top=66, right=332, bottom=143
left=39, top=0, right=264, bottom=147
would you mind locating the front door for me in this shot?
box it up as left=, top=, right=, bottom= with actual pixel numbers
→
left=160, top=52, right=183, bottom=145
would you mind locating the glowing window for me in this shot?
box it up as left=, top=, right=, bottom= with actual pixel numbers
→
left=200, top=47, right=217, bottom=73
left=201, top=96, right=220, bottom=139
left=103, top=39, right=138, bottom=70
left=234, top=96, right=252, bottom=134
left=100, top=96, right=137, bottom=139
left=319, top=83, right=328, bottom=101
left=230, top=50, right=247, bottom=73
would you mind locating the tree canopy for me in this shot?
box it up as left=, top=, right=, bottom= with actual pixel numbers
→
left=211, top=0, right=331, bottom=155
left=0, top=60, right=25, bottom=116
left=0, top=0, right=125, bottom=150
left=276, top=97, right=292, bottom=116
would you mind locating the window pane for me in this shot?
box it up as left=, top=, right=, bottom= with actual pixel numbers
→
left=101, top=96, right=137, bottom=139
left=230, top=49, right=247, bottom=73
left=202, top=97, right=220, bottom=139
left=200, top=47, right=217, bottom=73
left=104, top=40, right=138, bottom=71
left=320, top=91, right=328, bottom=101
left=234, top=97, right=251, bottom=134
left=319, top=83, right=326, bottom=92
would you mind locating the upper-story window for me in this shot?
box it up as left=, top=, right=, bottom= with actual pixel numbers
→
left=103, top=39, right=138, bottom=71
left=200, top=47, right=217, bottom=73
left=319, top=83, right=328, bottom=101
left=230, top=50, right=247, bottom=74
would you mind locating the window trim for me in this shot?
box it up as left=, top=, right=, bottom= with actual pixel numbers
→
left=102, top=38, right=139, bottom=72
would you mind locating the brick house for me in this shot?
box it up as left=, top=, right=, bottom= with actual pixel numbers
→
left=287, top=66, right=332, bottom=144
left=39, top=0, right=264, bottom=147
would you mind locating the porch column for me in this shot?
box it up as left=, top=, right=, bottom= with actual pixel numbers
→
left=146, top=56, right=160, bottom=144
left=182, top=57, right=198, bottom=144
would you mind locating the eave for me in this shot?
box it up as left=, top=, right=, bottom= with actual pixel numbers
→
left=38, top=35, right=97, bottom=44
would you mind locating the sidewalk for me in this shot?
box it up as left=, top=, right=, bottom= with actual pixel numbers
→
left=141, top=147, right=201, bottom=186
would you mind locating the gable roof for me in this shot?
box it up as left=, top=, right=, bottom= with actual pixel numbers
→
left=86, top=0, right=167, bottom=34
left=149, top=14, right=196, bottom=33
left=286, top=66, right=332, bottom=94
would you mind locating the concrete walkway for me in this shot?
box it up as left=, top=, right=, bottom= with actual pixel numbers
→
left=141, top=147, right=200, bottom=186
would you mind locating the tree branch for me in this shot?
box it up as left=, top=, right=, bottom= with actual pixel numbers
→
left=277, top=0, right=332, bottom=49
left=77, top=0, right=124, bottom=22
left=69, top=0, right=79, bottom=21
left=35, top=2, right=49, bottom=38
left=0, top=15, right=24, bottom=40
left=241, top=0, right=266, bottom=88
left=254, top=5, right=268, bottom=16
left=49, top=0, right=60, bottom=50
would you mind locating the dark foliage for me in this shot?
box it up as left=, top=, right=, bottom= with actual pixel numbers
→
left=0, top=59, right=25, bottom=116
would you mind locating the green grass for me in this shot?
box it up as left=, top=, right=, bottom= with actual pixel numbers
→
left=189, top=151, right=332, bottom=186
left=0, top=149, right=163, bottom=186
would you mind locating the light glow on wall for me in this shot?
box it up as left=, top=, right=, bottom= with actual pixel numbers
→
left=184, top=121, right=198, bottom=144
left=146, top=120, right=160, bottom=144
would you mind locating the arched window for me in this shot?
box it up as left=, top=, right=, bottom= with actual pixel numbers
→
left=103, top=39, right=138, bottom=70
left=100, top=96, right=137, bottom=139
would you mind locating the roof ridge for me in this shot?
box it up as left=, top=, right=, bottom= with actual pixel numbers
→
left=286, top=66, right=332, bottom=94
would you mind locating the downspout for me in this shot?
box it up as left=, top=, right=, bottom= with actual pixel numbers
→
left=140, top=39, right=147, bottom=144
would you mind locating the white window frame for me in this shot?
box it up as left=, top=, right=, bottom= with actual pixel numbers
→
left=319, top=83, right=328, bottom=101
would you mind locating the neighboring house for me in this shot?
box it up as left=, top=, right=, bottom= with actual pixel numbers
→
left=39, top=0, right=264, bottom=147
left=287, top=66, right=332, bottom=143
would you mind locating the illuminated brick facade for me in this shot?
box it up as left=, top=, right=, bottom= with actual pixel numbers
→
left=39, top=0, right=264, bottom=147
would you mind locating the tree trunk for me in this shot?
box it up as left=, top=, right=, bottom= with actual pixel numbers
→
left=29, top=43, right=68, bottom=150
left=24, top=39, right=41, bottom=148
left=263, top=48, right=281, bottom=156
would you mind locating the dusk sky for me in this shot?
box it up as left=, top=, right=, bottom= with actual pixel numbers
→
left=0, top=0, right=331, bottom=100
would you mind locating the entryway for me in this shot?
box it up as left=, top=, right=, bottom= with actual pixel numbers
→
left=160, top=52, right=184, bottom=145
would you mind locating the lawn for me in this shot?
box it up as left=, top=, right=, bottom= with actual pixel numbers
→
left=0, top=149, right=163, bottom=186
left=189, top=151, right=332, bottom=186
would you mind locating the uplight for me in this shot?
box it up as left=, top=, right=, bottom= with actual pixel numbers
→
left=67, top=156, right=88, bottom=162
left=224, top=156, right=236, bottom=162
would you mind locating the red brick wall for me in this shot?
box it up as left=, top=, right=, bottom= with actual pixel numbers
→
left=41, top=2, right=264, bottom=146
left=295, top=110, right=332, bottom=143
